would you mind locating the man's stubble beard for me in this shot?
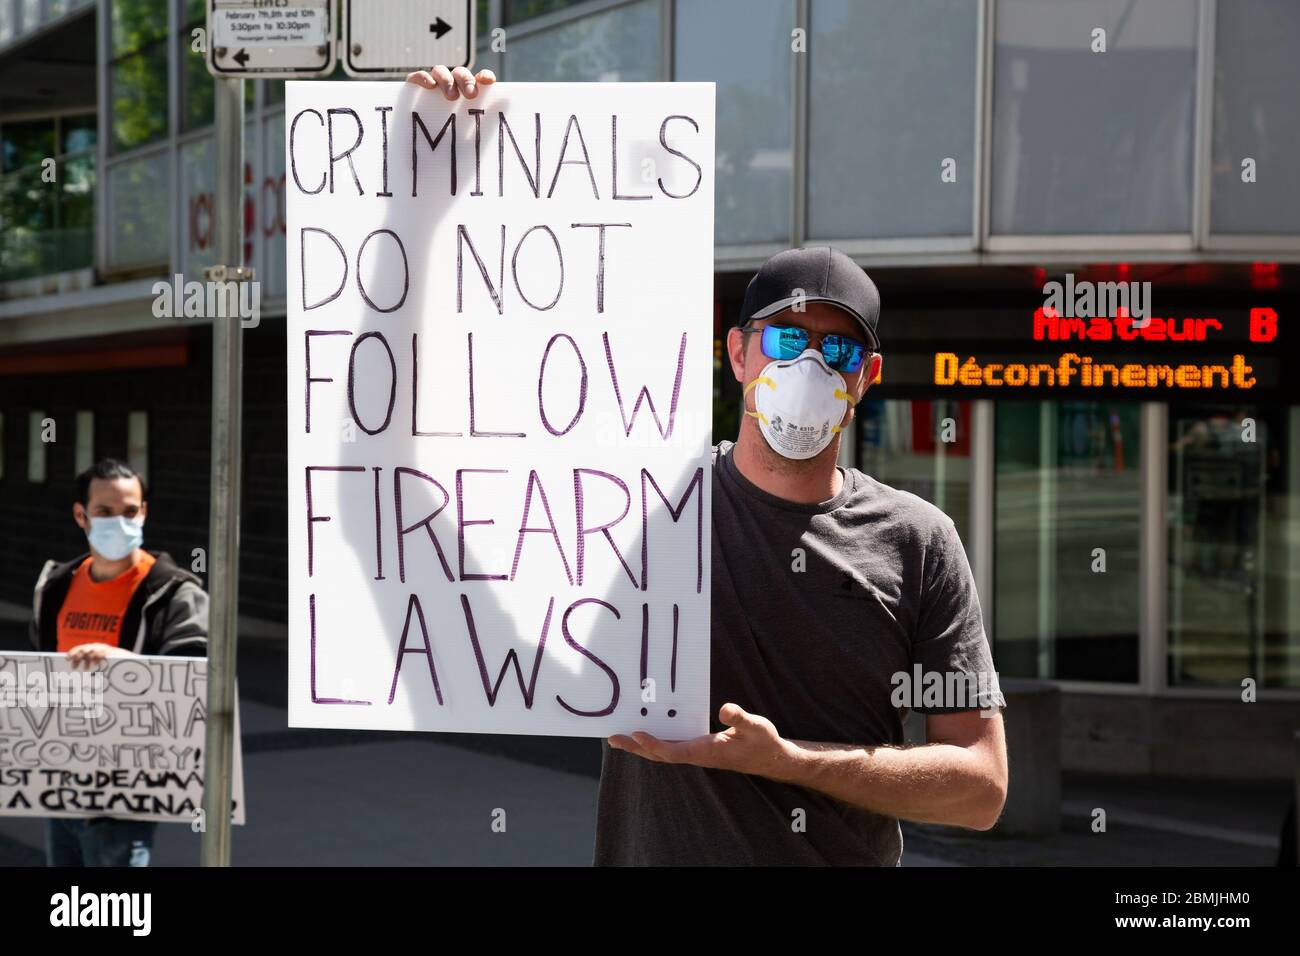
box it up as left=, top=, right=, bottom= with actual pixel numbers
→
left=742, top=413, right=844, bottom=476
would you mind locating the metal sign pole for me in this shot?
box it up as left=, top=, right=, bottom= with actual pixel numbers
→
left=200, top=73, right=246, bottom=868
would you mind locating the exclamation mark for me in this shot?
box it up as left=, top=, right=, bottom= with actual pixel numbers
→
left=639, top=603, right=650, bottom=717
left=638, top=603, right=680, bottom=718
left=668, top=603, right=679, bottom=718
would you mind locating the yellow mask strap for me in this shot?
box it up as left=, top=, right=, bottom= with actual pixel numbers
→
left=743, top=376, right=776, bottom=426
left=830, top=387, right=857, bottom=433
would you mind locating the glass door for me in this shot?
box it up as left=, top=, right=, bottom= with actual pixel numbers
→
left=1168, top=405, right=1274, bottom=687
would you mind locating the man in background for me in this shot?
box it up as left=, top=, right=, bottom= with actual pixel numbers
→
left=30, top=458, right=208, bottom=866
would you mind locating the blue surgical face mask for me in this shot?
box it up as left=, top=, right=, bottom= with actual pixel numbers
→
left=86, top=515, right=144, bottom=561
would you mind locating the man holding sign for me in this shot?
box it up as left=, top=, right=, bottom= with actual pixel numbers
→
left=28, top=458, right=209, bottom=866
left=400, top=67, right=1006, bottom=867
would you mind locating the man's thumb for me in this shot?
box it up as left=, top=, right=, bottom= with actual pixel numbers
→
left=719, top=702, right=751, bottom=729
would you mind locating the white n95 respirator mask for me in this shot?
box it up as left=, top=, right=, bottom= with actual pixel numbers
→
left=743, top=348, right=857, bottom=460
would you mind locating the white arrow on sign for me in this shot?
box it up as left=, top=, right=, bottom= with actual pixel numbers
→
left=343, top=0, right=475, bottom=77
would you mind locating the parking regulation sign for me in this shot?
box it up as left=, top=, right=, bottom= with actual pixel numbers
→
left=343, top=0, right=474, bottom=77
left=207, top=0, right=337, bottom=78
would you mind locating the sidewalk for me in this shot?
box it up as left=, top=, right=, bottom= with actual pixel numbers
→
left=902, top=771, right=1288, bottom=866
left=4, top=693, right=1284, bottom=866
left=1, top=631, right=1290, bottom=867
left=0, top=697, right=602, bottom=866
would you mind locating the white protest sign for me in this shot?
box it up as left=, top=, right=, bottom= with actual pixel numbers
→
left=0, top=652, right=245, bottom=824
left=286, top=81, right=715, bottom=739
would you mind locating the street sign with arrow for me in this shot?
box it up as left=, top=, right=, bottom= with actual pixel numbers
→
left=343, top=0, right=475, bottom=77
left=207, top=0, right=337, bottom=78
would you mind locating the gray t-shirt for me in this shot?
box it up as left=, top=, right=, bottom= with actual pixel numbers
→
left=593, top=440, right=1004, bottom=866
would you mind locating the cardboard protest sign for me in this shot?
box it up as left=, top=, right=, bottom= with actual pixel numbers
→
left=286, top=81, right=715, bottom=739
left=0, top=652, right=245, bottom=824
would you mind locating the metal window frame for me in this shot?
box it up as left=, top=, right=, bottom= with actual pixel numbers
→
left=659, top=0, right=671, bottom=80
left=166, top=0, right=180, bottom=279
left=0, top=103, right=96, bottom=124
left=257, top=103, right=288, bottom=314
left=1191, top=0, right=1214, bottom=250
left=473, top=0, right=502, bottom=74
left=985, top=234, right=1197, bottom=253
left=970, top=398, right=995, bottom=638
left=1140, top=401, right=1168, bottom=695
left=971, top=0, right=989, bottom=253
left=792, top=0, right=807, bottom=249
left=92, top=0, right=106, bottom=275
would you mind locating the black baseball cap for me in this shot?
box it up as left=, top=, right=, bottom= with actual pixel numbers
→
left=738, top=246, right=881, bottom=350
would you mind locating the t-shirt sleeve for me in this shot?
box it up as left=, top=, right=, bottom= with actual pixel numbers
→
left=909, top=516, right=1005, bottom=714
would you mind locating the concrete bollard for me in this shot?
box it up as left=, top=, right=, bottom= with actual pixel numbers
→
left=991, top=678, right=1061, bottom=836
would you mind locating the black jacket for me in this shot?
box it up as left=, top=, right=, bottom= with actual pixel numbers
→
left=30, top=550, right=208, bottom=657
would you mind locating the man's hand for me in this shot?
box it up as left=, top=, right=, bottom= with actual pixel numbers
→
left=66, top=643, right=132, bottom=670
left=609, top=703, right=1009, bottom=830
left=406, top=65, right=497, bottom=99
left=608, top=703, right=799, bottom=781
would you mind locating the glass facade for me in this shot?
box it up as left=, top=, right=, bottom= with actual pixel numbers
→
left=64, top=0, right=1300, bottom=283
left=508, top=0, right=659, bottom=81
left=0, top=0, right=91, bottom=48
left=106, top=150, right=168, bottom=269
left=1209, top=0, right=1300, bottom=235
left=505, top=0, right=587, bottom=23
left=995, top=400, right=1141, bottom=683
left=4, top=0, right=1300, bottom=706
left=0, top=113, right=96, bottom=281
left=675, top=0, right=792, bottom=245
left=109, top=0, right=169, bottom=153
left=809, top=0, right=978, bottom=240
left=991, top=0, right=1197, bottom=236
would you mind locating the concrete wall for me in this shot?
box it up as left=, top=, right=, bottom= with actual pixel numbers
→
left=1063, top=692, right=1300, bottom=780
